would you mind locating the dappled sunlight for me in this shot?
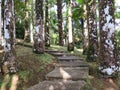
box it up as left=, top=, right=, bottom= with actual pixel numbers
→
left=9, top=74, right=19, bottom=90
left=0, top=74, right=19, bottom=90
left=0, top=50, right=3, bottom=54
left=49, top=85, right=54, bottom=90
left=59, top=67, right=71, bottom=80
left=106, top=87, right=117, bottom=90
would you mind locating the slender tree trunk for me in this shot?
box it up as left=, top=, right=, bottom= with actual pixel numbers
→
left=68, top=0, right=74, bottom=51
left=24, top=0, right=29, bottom=42
left=45, top=0, right=50, bottom=47
left=98, top=0, right=120, bottom=76
left=30, top=0, right=34, bottom=43
left=33, top=0, right=44, bottom=53
left=2, top=0, right=17, bottom=74
left=57, top=0, right=63, bottom=46
left=0, top=0, right=2, bottom=46
left=86, top=0, right=98, bottom=61
left=82, top=3, right=88, bottom=55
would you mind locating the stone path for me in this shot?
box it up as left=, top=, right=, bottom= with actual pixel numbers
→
left=27, top=50, right=89, bottom=90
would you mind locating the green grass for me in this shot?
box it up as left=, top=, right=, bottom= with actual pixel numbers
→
left=0, top=45, right=56, bottom=90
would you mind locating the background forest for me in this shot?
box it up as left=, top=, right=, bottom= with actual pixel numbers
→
left=0, top=0, right=120, bottom=90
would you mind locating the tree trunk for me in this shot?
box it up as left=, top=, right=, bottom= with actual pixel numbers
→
left=98, top=0, right=120, bottom=76
left=67, top=0, right=74, bottom=51
left=45, top=0, right=50, bottom=47
left=24, top=0, right=29, bottom=42
left=82, top=3, right=88, bottom=55
left=86, top=0, right=98, bottom=61
left=33, top=0, right=44, bottom=53
left=0, top=0, right=2, bottom=46
left=30, top=0, right=34, bottom=43
left=57, top=0, right=63, bottom=46
left=2, top=0, right=17, bottom=74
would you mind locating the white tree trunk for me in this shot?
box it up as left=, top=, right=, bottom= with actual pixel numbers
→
left=0, top=0, right=2, bottom=45
left=2, top=0, right=17, bottom=74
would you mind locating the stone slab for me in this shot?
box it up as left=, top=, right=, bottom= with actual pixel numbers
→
left=46, top=67, right=88, bottom=81
left=57, top=56, right=83, bottom=61
left=45, top=50, right=64, bottom=53
left=51, top=52, right=69, bottom=57
left=56, top=61, right=89, bottom=67
left=27, top=80, right=86, bottom=90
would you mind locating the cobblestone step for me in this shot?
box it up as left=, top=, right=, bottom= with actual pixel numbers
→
left=27, top=80, right=86, bottom=90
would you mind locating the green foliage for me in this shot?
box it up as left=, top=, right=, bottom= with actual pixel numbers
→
left=76, top=0, right=84, bottom=4
left=16, top=22, right=25, bottom=39
left=72, top=6, right=84, bottom=20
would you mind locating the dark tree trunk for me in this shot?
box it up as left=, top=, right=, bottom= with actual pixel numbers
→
left=86, top=0, right=98, bottom=61
left=45, top=0, right=50, bottom=47
left=33, top=0, right=44, bottom=53
left=98, top=0, right=120, bottom=76
left=57, top=0, right=63, bottom=46
left=2, top=0, right=17, bottom=74
left=68, top=0, right=74, bottom=51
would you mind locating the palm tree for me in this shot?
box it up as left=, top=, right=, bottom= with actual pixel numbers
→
left=45, top=0, right=50, bottom=47
left=57, top=0, right=63, bottom=46
left=98, top=0, right=119, bottom=76
left=33, top=0, right=44, bottom=53
left=68, top=0, right=74, bottom=51
left=0, top=0, right=2, bottom=46
left=86, top=0, right=98, bottom=61
left=2, top=0, right=17, bottom=74
left=82, top=1, right=88, bottom=55
left=24, top=0, right=29, bottom=41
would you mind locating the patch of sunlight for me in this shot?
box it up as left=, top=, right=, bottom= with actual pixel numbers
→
left=0, top=74, right=19, bottom=90
left=106, top=87, right=116, bottom=90
left=76, top=48, right=83, bottom=52
left=0, top=50, right=3, bottom=53
left=9, top=74, right=19, bottom=90
left=49, top=85, right=54, bottom=90
left=59, top=67, right=71, bottom=80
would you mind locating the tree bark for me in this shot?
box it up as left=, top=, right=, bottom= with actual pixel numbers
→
left=2, top=0, right=17, bottom=74
left=57, top=0, right=63, bottom=46
left=82, top=3, right=88, bottom=55
left=33, top=0, right=44, bottom=53
left=86, top=0, right=98, bottom=61
left=24, top=0, right=29, bottom=42
left=68, top=0, right=74, bottom=51
left=98, top=0, right=120, bottom=76
left=45, top=0, right=50, bottom=47
left=30, top=0, right=34, bottom=43
left=0, top=0, right=2, bottom=45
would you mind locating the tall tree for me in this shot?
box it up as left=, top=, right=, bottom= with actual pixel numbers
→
left=57, top=0, right=63, bottom=46
left=33, top=0, right=44, bottom=53
left=45, top=0, right=50, bottom=47
left=30, top=0, right=34, bottom=43
left=0, top=0, right=2, bottom=46
left=98, top=0, right=120, bottom=76
left=86, top=0, right=98, bottom=61
left=24, top=0, right=29, bottom=41
left=82, top=1, right=88, bottom=55
left=2, top=0, right=17, bottom=74
left=68, top=0, right=74, bottom=51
